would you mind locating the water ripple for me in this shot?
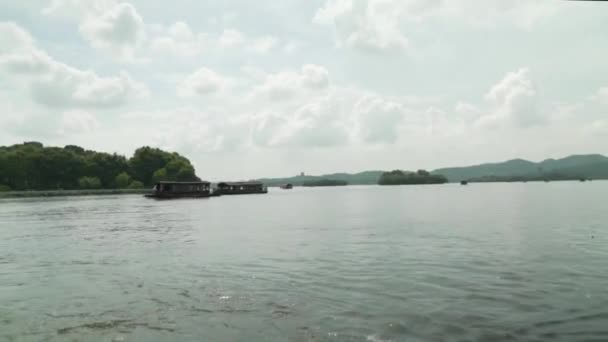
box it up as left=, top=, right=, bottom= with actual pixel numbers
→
left=1, top=185, right=608, bottom=341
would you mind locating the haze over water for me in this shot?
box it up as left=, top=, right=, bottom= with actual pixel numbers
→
left=1, top=182, right=608, bottom=341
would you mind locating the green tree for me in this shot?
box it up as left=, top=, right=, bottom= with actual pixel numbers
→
left=128, top=180, right=144, bottom=189
left=152, top=168, right=168, bottom=183
left=176, top=164, right=197, bottom=181
left=115, top=172, right=131, bottom=188
left=0, top=184, right=11, bottom=192
left=0, top=143, right=200, bottom=190
left=379, top=170, right=447, bottom=185
left=78, top=176, right=102, bottom=189
left=129, top=147, right=172, bottom=185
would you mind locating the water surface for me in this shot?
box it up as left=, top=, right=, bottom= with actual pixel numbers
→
left=1, top=183, right=607, bottom=341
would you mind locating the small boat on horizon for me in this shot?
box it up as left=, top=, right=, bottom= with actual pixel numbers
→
left=280, top=183, right=293, bottom=189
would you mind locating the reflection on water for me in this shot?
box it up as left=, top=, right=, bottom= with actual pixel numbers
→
left=1, top=182, right=608, bottom=341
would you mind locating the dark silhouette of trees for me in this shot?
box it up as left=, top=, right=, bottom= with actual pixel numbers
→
left=302, top=179, right=348, bottom=187
left=0, top=142, right=200, bottom=191
left=378, top=170, right=447, bottom=185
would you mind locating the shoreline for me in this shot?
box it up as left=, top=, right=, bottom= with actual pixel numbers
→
left=1, top=179, right=604, bottom=199
left=0, top=189, right=151, bottom=199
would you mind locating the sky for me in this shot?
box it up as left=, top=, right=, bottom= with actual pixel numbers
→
left=0, top=0, right=607, bottom=180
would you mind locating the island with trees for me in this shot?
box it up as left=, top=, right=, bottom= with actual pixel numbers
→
left=378, top=170, right=448, bottom=185
left=0, top=142, right=199, bottom=193
left=302, top=179, right=348, bottom=187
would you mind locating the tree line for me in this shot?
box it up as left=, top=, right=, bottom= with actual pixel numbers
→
left=302, top=179, right=348, bottom=187
left=378, top=169, right=448, bottom=185
left=0, top=142, right=199, bottom=191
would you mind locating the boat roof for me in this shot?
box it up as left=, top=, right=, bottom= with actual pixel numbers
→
left=218, top=181, right=263, bottom=186
left=157, top=181, right=210, bottom=185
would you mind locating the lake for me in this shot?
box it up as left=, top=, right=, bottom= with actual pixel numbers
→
left=1, top=182, right=607, bottom=341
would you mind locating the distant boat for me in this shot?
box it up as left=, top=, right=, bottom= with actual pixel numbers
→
left=145, top=181, right=213, bottom=199
left=579, top=178, right=587, bottom=182
left=280, top=183, right=293, bottom=190
left=460, top=180, right=468, bottom=185
left=216, top=181, right=268, bottom=195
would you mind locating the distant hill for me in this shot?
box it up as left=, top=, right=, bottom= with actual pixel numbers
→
left=433, top=154, right=608, bottom=182
left=257, top=171, right=384, bottom=186
left=257, top=154, right=608, bottom=186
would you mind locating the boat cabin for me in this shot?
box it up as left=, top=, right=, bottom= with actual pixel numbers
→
left=217, top=181, right=267, bottom=195
left=146, top=181, right=211, bottom=199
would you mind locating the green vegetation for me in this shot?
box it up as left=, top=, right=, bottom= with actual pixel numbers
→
left=78, top=176, right=102, bottom=189
left=128, top=181, right=145, bottom=189
left=302, top=179, right=348, bottom=187
left=0, top=142, right=199, bottom=191
left=115, top=172, right=131, bottom=189
left=258, top=170, right=384, bottom=187
left=433, top=154, right=608, bottom=182
left=258, top=154, right=608, bottom=186
left=467, top=173, right=591, bottom=183
left=129, top=146, right=198, bottom=185
left=378, top=170, right=448, bottom=185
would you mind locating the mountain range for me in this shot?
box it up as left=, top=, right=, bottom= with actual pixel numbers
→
left=434, top=154, right=608, bottom=181
left=256, top=154, right=608, bottom=185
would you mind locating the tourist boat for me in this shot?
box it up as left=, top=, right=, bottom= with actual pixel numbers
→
left=280, top=183, right=293, bottom=189
left=216, top=181, right=268, bottom=195
left=145, top=181, right=213, bottom=199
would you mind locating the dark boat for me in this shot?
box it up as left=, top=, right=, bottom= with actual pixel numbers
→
left=145, top=181, right=212, bottom=199
left=280, top=183, right=293, bottom=189
left=460, top=180, right=468, bottom=185
left=216, top=181, right=268, bottom=195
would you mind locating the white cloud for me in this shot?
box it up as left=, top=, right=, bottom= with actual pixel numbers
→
left=0, top=22, right=147, bottom=109
left=42, top=0, right=117, bottom=17
left=313, top=0, right=558, bottom=52
left=0, top=101, right=25, bottom=129
left=58, top=110, right=100, bottom=135
left=282, top=41, right=299, bottom=55
left=79, top=2, right=145, bottom=60
left=0, top=22, right=34, bottom=53
left=248, top=36, right=279, bottom=54
left=301, top=64, right=330, bottom=89
left=437, top=1, right=558, bottom=28
left=2, top=1, right=605, bottom=179
left=353, top=95, right=408, bottom=143
left=585, top=120, right=608, bottom=137
left=314, top=0, right=409, bottom=52
left=454, top=102, right=480, bottom=119
left=219, top=28, right=245, bottom=48
left=252, top=96, right=351, bottom=148
left=251, top=64, right=330, bottom=101
left=593, top=87, right=608, bottom=106
left=178, top=67, right=229, bottom=97
left=125, top=107, right=250, bottom=154
left=249, top=82, right=420, bottom=148
left=31, top=70, right=147, bottom=109
left=149, top=22, right=206, bottom=58
left=482, top=68, right=540, bottom=127
left=277, top=97, right=351, bottom=147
